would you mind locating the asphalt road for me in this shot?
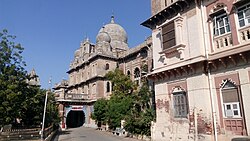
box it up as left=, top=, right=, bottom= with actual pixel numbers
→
left=53, top=127, right=141, bottom=141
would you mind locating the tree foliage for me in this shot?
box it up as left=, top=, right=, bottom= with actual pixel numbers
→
left=92, top=68, right=155, bottom=135
left=124, top=83, right=155, bottom=136
left=105, top=69, right=135, bottom=129
left=91, top=98, right=108, bottom=126
left=0, top=29, right=59, bottom=128
left=0, top=29, right=27, bottom=125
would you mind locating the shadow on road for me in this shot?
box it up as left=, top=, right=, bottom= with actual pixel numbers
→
left=59, top=130, right=72, bottom=135
left=52, top=130, right=72, bottom=141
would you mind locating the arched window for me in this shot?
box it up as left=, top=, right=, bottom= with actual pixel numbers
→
left=210, top=4, right=231, bottom=36
left=134, top=67, right=140, bottom=79
left=92, top=84, right=96, bottom=94
left=172, top=86, right=188, bottom=118
left=107, top=82, right=110, bottom=92
left=92, top=64, right=95, bottom=75
left=134, top=67, right=140, bottom=85
left=105, top=63, right=110, bottom=70
left=127, top=70, right=131, bottom=76
left=221, top=79, right=241, bottom=118
left=140, top=49, right=148, bottom=58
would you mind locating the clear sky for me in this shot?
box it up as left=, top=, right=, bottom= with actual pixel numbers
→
left=0, top=0, right=151, bottom=89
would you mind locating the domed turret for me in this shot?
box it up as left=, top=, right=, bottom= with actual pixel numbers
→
left=96, top=16, right=128, bottom=51
left=74, top=49, right=80, bottom=58
left=96, top=27, right=111, bottom=43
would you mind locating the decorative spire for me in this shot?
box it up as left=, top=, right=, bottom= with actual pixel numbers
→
left=30, top=68, right=36, bottom=77
left=86, top=37, right=90, bottom=42
left=83, top=34, right=89, bottom=43
left=111, top=14, right=115, bottom=23
left=100, top=25, right=105, bottom=32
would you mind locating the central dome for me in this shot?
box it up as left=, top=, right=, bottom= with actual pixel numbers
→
left=96, top=16, right=128, bottom=50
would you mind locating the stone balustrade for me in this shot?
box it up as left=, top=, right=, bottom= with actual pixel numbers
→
left=65, top=93, right=88, bottom=100
left=239, top=25, right=250, bottom=43
left=213, top=33, right=232, bottom=50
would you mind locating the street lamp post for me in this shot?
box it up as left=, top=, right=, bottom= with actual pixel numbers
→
left=41, top=91, right=49, bottom=140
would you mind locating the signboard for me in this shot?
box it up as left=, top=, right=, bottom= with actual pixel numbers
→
left=71, top=105, right=83, bottom=111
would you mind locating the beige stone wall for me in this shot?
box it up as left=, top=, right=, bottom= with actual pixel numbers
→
left=152, top=73, right=220, bottom=141
left=153, top=79, right=198, bottom=141
left=238, top=68, right=250, bottom=135
left=152, top=6, right=206, bottom=74
left=186, top=74, right=212, bottom=115
left=151, top=0, right=162, bottom=16
left=151, top=0, right=181, bottom=16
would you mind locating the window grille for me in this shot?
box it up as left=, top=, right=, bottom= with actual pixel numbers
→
left=173, top=92, right=188, bottom=118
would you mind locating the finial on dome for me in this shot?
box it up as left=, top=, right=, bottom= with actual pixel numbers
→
left=100, top=24, right=105, bottom=32
left=83, top=35, right=90, bottom=43
left=111, top=14, right=115, bottom=23
left=86, top=37, right=90, bottom=42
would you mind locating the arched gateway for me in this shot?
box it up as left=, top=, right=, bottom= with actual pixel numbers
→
left=66, top=106, right=85, bottom=128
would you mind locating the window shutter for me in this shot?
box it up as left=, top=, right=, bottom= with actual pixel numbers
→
left=162, top=21, right=176, bottom=50
left=222, top=88, right=239, bottom=103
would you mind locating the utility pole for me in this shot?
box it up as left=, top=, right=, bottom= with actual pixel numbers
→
left=41, top=77, right=52, bottom=140
left=41, top=91, right=49, bottom=140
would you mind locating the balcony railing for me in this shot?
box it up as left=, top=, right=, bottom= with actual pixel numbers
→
left=65, top=93, right=89, bottom=100
left=213, top=33, right=232, bottom=51
left=239, top=26, right=250, bottom=43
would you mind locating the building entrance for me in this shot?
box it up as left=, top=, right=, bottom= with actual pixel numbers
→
left=66, top=110, right=85, bottom=128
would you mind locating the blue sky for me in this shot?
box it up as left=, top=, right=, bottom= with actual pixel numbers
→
left=0, top=0, right=151, bottom=89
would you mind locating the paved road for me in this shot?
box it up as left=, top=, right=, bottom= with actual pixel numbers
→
left=53, top=127, right=141, bottom=141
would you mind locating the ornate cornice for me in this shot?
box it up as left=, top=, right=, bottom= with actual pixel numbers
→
left=141, top=0, right=193, bottom=29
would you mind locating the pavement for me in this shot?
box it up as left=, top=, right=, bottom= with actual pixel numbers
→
left=53, top=126, right=141, bottom=141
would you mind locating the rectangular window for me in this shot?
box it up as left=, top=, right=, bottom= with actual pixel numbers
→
left=224, top=102, right=241, bottom=118
left=222, top=86, right=241, bottom=118
left=238, top=4, right=250, bottom=27
left=162, top=21, right=176, bottom=50
left=173, top=93, right=188, bottom=118
left=213, top=13, right=230, bottom=36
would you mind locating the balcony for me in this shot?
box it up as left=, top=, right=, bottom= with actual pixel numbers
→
left=213, top=33, right=232, bottom=51
left=239, top=26, right=250, bottom=43
left=65, top=93, right=89, bottom=100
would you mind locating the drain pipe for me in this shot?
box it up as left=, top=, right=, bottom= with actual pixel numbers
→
left=199, top=1, right=218, bottom=141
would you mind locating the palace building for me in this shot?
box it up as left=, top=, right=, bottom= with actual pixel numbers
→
left=54, top=16, right=153, bottom=129
left=142, top=0, right=250, bottom=140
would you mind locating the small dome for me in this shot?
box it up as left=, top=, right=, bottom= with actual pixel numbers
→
left=96, top=27, right=111, bottom=43
left=74, top=49, right=80, bottom=58
left=97, top=16, right=128, bottom=50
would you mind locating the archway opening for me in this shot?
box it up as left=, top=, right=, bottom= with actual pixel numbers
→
left=66, top=110, right=85, bottom=128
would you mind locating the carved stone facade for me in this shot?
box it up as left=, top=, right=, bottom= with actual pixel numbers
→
left=26, top=69, right=40, bottom=86
left=143, top=0, right=250, bottom=140
left=54, top=16, right=153, bottom=129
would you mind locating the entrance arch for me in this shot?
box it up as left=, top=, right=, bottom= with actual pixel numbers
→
left=66, top=110, right=85, bottom=128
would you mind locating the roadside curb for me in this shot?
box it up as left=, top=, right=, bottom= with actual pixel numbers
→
left=45, top=129, right=58, bottom=141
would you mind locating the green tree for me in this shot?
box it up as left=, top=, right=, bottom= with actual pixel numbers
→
left=0, top=29, right=27, bottom=126
left=92, top=98, right=108, bottom=127
left=105, top=69, right=135, bottom=129
left=20, top=86, right=45, bottom=127
left=45, top=91, right=60, bottom=127
left=21, top=88, right=59, bottom=128
left=124, top=82, right=155, bottom=136
left=93, top=68, right=155, bottom=135
left=0, top=29, right=59, bottom=128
